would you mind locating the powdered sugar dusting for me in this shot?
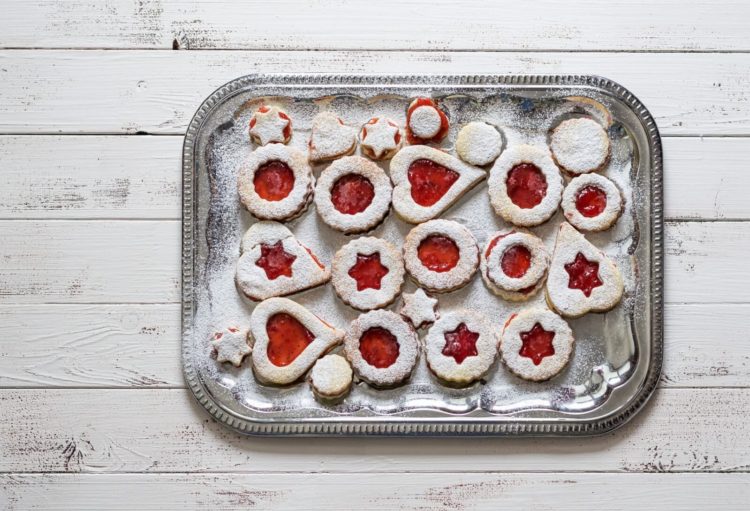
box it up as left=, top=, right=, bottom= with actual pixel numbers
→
left=550, top=117, right=610, bottom=175
left=309, top=354, right=353, bottom=399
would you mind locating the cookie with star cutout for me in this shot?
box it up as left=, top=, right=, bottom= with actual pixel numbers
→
left=249, top=105, right=292, bottom=145
left=211, top=326, right=253, bottom=367
left=359, top=117, right=403, bottom=160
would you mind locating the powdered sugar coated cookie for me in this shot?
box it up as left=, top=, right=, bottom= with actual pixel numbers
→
left=455, top=122, right=504, bottom=166
left=549, top=117, right=610, bottom=175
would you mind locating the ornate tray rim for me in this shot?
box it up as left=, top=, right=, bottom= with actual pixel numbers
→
left=181, top=74, right=663, bottom=437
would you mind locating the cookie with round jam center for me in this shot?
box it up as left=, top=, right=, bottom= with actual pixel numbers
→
left=417, top=234, right=460, bottom=272
left=359, top=327, right=400, bottom=368
left=330, top=173, right=375, bottom=214
left=253, top=160, right=295, bottom=201
left=575, top=185, right=608, bottom=218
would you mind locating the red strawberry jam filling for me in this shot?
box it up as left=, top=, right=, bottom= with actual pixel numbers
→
left=330, top=173, right=375, bottom=215
left=408, top=159, right=459, bottom=207
left=266, top=312, right=315, bottom=367
left=255, top=241, right=296, bottom=280
left=348, top=252, right=389, bottom=291
left=506, top=163, right=547, bottom=209
left=253, top=161, right=295, bottom=201
left=564, top=252, right=603, bottom=297
left=406, top=98, right=450, bottom=144
left=441, top=323, right=480, bottom=364
left=519, top=323, right=556, bottom=366
left=501, top=245, right=532, bottom=278
left=418, top=234, right=460, bottom=272
left=575, top=185, right=607, bottom=218
left=359, top=327, right=400, bottom=368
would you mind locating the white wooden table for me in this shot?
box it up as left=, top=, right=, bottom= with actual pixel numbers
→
left=1, top=2, right=749, bottom=509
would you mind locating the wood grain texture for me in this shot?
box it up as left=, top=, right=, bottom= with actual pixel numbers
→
left=2, top=135, right=749, bottom=220
left=1, top=51, right=750, bottom=135
left=1, top=0, right=749, bottom=51
left=1, top=388, right=747, bottom=473
left=2, top=473, right=749, bottom=510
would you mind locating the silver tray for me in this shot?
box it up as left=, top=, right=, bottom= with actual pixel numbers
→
left=182, top=74, right=663, bottom=436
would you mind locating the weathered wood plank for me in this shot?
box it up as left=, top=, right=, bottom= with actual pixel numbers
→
left=1, top=51, right=749, bottom=135
left=1, top=0, right=748, bottom=51
left=1, top=472, right=748, bottom=510
left=2, top=136, right=748, bottom=220
left=0, top=388, right=747, bottom=473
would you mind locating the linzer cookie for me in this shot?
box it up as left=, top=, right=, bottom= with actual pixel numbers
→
left=403, top=219, right=479, bottom=293
left=314, top=156, right=393, bottom=234
left=249, top=105, right=292, bottom=146
left=562, top=173, right=623, bottom=231
left=211, top=326, right=252, bottom=367
left=332, top=237, right=405, bottom=311
left=546, top=222, right=624, bottom=318
left=480, top=230, right=550, bottom=302
left=235, top=222, right=330, bottom=301
left=488, top=144, right=563, bottom=227
left=343, top=310, right=419, bottom=388
left=308, top=354, right=353, bottom=403
left=359, top=117, right=403, bottom=160
left=405, top=98, right=450, bottom=145
left=424, top=310, right=499, bottom=386
left=399, top=288, right=439, bottom=330
left=250, top=297, right=344, bottom=385
left=501, top=308, right=574, bottom=382
left=455, top=121, right=504, bottom=166
left=391, top=146, right=485, bottom=224
left=549, top=117, right=610, bottom=175
left=238, top=144, right=313, bottom=221
left=308, top=112, right=357, bottom=163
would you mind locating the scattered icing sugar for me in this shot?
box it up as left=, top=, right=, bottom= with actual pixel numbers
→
left=550, top=117, right=610, bottom=175
left=456, top=121, right=504, bottom=166
left=309, top=354, right=353, bottom=399
left=400, top=288, right=439, bottom=329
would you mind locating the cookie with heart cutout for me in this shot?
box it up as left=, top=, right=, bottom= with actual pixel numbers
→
left=314, top=156, right=393, bottom=234
left=500, top=308, right=575, bottom=382
left=424, top=310, right=499, bottom=387
left=359, top=117, right=403, bottom=160
left=545, top=222, right=624, bottom=318
left=403, top=219, right=479, bottom=293
left=455, top=121, right=504, bottom=166
left=344, top=309, right=419, bottom=388
left=390, top=145, right=485, bottom=224
left=235, top=222, right=330, bottom=301
left=249, top=105, right=292, bottom=146
left=210, top=326, right=253, bottom=367
left=480, top=229, right=550, bottom=302
left=561, top=173, right=624, bottom=232
left=308, top=112, right=358, bottom=163
left=405, top=98, right=450, bottom=145
left=238, top=144, right=313, bottom=221
left=488, top=144, right=564, bottom=227
left=331, top=237, right=405, bottom=311
left=250, top=297, right=345, bottom=386
left=549, top=117, right=610, bottom=175
left=399, top=288, right=439, bottom=330
left=308, top=353, right=353, bottom=403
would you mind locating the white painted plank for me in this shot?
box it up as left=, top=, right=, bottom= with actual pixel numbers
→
left=0, top=388, right=747, bottom=473
left=0, top=303, right=746, bottom=389
left=1, top=473, right=748, bottom=510
left=1, top=0, right=749, bottom=52
left=2, top=136, right=749, bottom=220
left=1, top=51, right=749, bottom=135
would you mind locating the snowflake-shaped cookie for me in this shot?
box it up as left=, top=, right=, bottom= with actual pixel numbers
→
left=249, top=105, right=292, bottom=145
left=211, top=327, right=252, bottom=366
left=400, top=288, right=439, bottom=329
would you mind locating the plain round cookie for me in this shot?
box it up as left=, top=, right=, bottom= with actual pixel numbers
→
left=455, top=122, right=504, bottom=166
left=308, top=354, right=353, bottom=402
left=561, top=173, right=623, bottom=231
left=549, top=117, right=610, bottom=175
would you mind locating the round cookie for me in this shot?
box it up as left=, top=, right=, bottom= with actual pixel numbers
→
left=549, top=117, right=610, bottom=175
left=249, top=105, right=292, bottom=146
left=455, top=121, right=504, bottom=166
left=308, top=354, right=353, bottom=403
left=561, top=173, right=623, bottom=232
left=480, top=230, right=550, bottom=302
left=405, top=98, right=450, bottom=145
left=359, top=117, right=403, bottom=160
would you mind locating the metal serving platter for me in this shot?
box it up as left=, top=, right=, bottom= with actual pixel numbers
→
left=182, top=75, right=663, bottom=436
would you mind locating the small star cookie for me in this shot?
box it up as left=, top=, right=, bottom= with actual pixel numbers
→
left=359, top=117, right=403, bottom=160
left=211, top=327, right=252, bottom=366
left=400, top=288, right=438, bottom=329
left=249, top=105, right=292, bottom=145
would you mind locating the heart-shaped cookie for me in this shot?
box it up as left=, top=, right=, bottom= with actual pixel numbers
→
left=251, top=297, right=344, bottom=385
left=236, top=221, right=330, bottom=301
left=308, top=112, right=357, bottom=163
left=390, top=146, right=485, bottom=224
left=545, top=222, right=624, bottom=318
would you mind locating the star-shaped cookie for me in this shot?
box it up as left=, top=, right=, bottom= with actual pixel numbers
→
left=211, top=327, right=252, bottom=366
left=249, top=105, right=292, bottom=145
left=360, top=117, right=403, bottom=160
left=400, top=288, right=439, bottom=329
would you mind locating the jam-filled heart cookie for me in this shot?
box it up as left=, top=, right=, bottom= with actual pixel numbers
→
left=344, top=310, right=419, bottom=388
left=488, top=144, right=563, bottom=227
left=308, top=112, right=358, bottom=163
left=359, top=117, right=403, bottom=160
left=405, top=98, right=450, bottom=145
left=455, top=121, right=504, bottom=166
left=480, top=230, right=550, bottom=302
left=403, top=219, right=479, bottom=293
left=314, top=156, right=393, bottom=234
left=424, top=310, right=499, bottom=387
left=332, top=237, right=405, bottom=311
left=238, top=144, right=313, bottom=221
left=546, top=222, right=624, bottom=318
left=561, top=173, right=623, bottom=232
left=399, top=288, right=439, bottom=330
left=549, top=117, right=610, bottom=175
left=308, top=353, right=353, bottom=403
left=211, top=326, right=253, bottom=367
left=250, top=297, right=344, bottom=385
left=235, top=222, right=330, bottom=301
left=391, top=146, right=485, bottom=224
left=501, top=308, right=574, bottom=382
left=249, top=105, right=292, bottom=146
